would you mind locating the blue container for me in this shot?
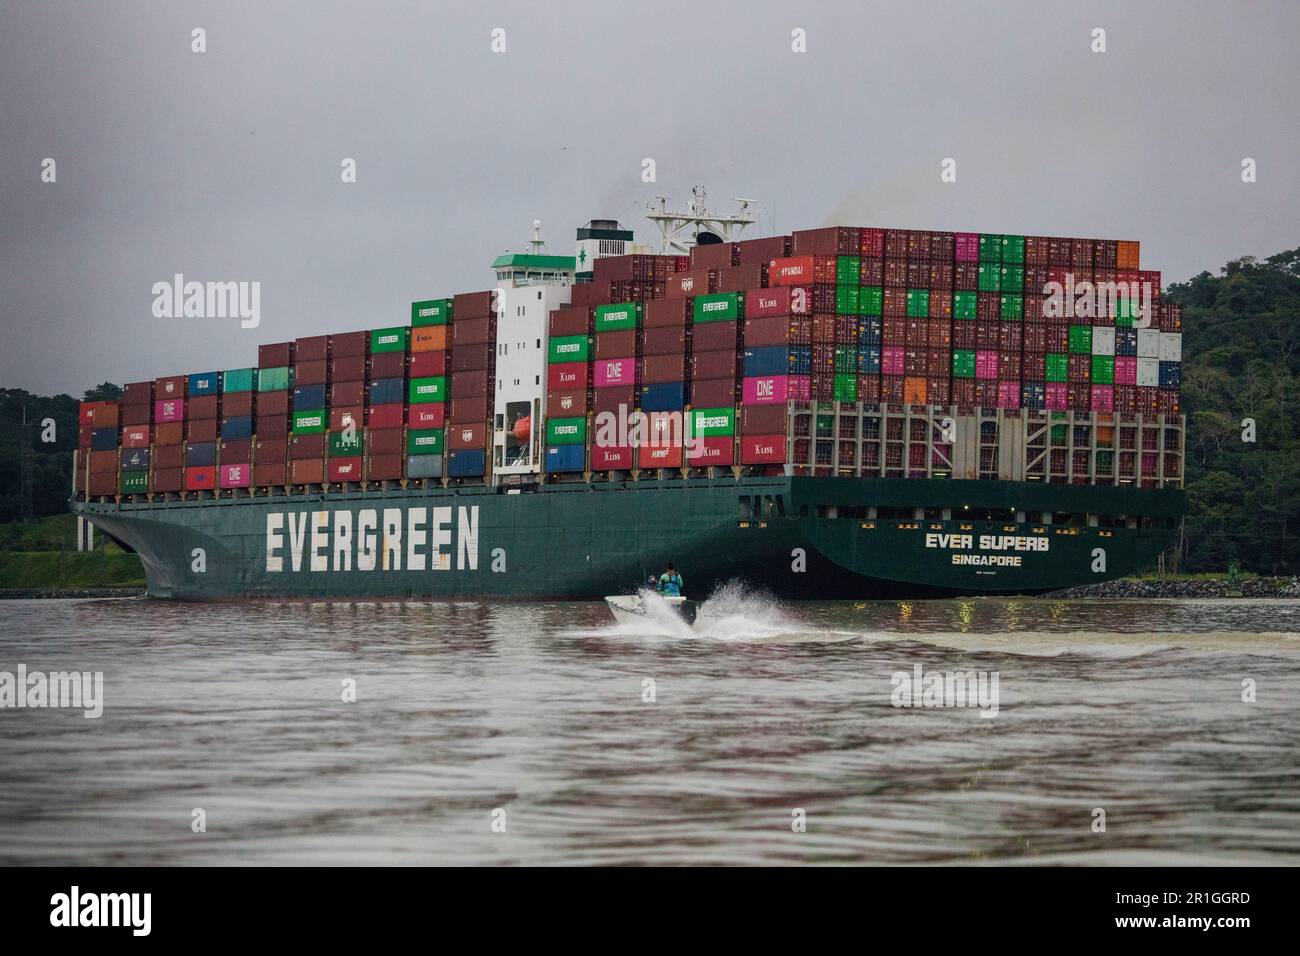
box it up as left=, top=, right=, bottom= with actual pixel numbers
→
left=120, top=447, right=151, bottom=472
left=640, top=381, right=686, bottom=412
left=1158, top=361, right=1181, bottom=388
left=545, top=444, right=585, bottom=473
left=187, top=371, right=221, bottom=396
left=221, top=415, right=253, bottom=439
left=448, top=449, right=486, bottom=477
left=185, top=441, right=217, bottom=467
left=744, top=346, right=791, bottom=377
left=90, top=427, right=118, bottom=451
left=293, top=384, right=327, bottom=410
left=1115, top=329, right=1138, bottom=356
left=788, top=345, right=812, bottom=375
left=858, top=317, right=882, bottom=347
left=369, top=377, right=405, bottom=406
left=858, top=346, right=881, bottom=375
left=1022, top=382, right=1046, bottom=410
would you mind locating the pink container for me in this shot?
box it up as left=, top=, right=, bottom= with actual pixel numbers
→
left=997, top=381, right=1021, bottom=408
left=790, top=375, right=811, bottom=400
left=1045, top=382, right=1069, bottom=410
left=956, top=232, right=980, bottom=262
left=594, top=357, right=638, bottom=388
left=743, top=375, right=793, bottom=405
left=1141, top=452, right=1158, bottom=475
left=1114, top=356, right=1137, bottom=385
left=975, top=350, right=999, bottom=380
left=881, top=346, right=906, bottom=376
left=1090, top=385, right=1114, bottom=412
left=154, top=398, right=184, bottom=422
left=220, top=462, right=251, bottom=488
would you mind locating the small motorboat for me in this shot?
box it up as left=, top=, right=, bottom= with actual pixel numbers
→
left=604, top=592, right=698, bottom=626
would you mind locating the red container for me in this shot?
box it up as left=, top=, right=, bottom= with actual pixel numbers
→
left=330, top=405, right=363, bottom=431
left=691, top=378, right=738, bottom=408
left=448, top=395, right=488, bottom=423
left=149, top=468, right=182, bottom=493
left=255, top=415, right=288, bottom=438
left=451, top=344, right=492, bottom=372
left=595, top=329, right=637, bottom=359
left=792, top=226, right=858, bottom=256
left=716, top=263, right=765, bottom=294
left=642, top=325, right=689, bottom=355
left=448, top=422, right=488, bottom=450
left=366, top=403, right=403, bottom=430
left=78, top=424, right=93, bottom=448
left=187, top=418, right=218, bottom=442
left=121, top=403, right=150, bottom=426
left=79, top=401, right=120, bottom=427
left=547, top=389, right=588, bottom=416
left=593, top=385, right=636, bottom=417
left=328, top=457, right=364, bottom=482
left=745, top=285, right=811, bottom=319
left=290, top=434, right=325, bottom=459
left=222, top=391, right=253, bottom=417
left=366, top=428, right=404, bottom=456
left=590, top=444, right=633, bottom=470
left=220, top=463, right=251, bottom=489
left=638, top=441, right=683, bottom=469
left=155, top=421, right=183, bottom=445
left=124, top=382, right=153, bottom=405
left=666, top=268, right=715, bottom=299
left=154, top=444, right=183, bottom=469
left=259, top=390, right=290, bottom=416
left=185, top=466, right=216, bottom=491
left=331, top=331, right=368, bottom=358
left=644, top=297, right=690, bottom=328
left=295, top=360, right=328, bottom=386
left=692, top=349, right=738, bottom=380
left=549, top=307, right=592, bottom=336
left=689, top=242, right=739, bottom=270
left=89, top=449, right=118, bottom=474
left=687, top=436, right=734, bottom=467
left=295, top=335, right=330, bottom=362
left=451, top=369, right=489, bottom=399
left=291, top=458, right=325, bottom=484
left=409, top=351, right=447, bottom=378
left=122, top=425, right=150, bottom=448
left=453, top=290, right=495, bottom=318
left=332, top=380, right=365, bottom=407
left=330, top=355, right=366, bottom=381
left=452, top=316, right=493, bottom=346
left=740, top=434, right=786, bottom=464
left=370, top=351, right=405, bottom=379
left=253, top=463, right=287, bottom=486
left=253, top=439, right=287, bottom=464
left=691, top=321, right=739, bottom=352
left=365, top=454, right=403, bottom=480
left=643, top=354, right=687, bottom=384
left=548, top=362, right=588, bottom=391
left=737, top=235, right=791, bottom=266
left=154, top=376, right=185, bottom=399
left=220, top=438, right=252, bottom=462
left=258, top=342, right=294, bottom=368
left=407, top=403, right=446, bottom=429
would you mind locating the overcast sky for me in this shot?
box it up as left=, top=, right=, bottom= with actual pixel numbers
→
left=1, top=0, right=1296, bottom=395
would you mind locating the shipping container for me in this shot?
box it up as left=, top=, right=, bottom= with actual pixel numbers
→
left=411, top=298, right=453, bottom=327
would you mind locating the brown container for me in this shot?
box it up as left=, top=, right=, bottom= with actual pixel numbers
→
left=643, top=353, right=687, bottom=384
left=253, top=463, right=287, bottom=486
left=187, top=418, right=218, bottom=442
left=642, top=325, right=689, bottom=356
left=364, top=427, right=402, bottom=456
left=258, top=390, right=290, bottom=416
left=691, top=378, right=738, bottom=408
left=258, top=342, right=294, bottom=368
left=187, top=395, right=218, bottom=419
left=121, top=402, right=151, bottom=426
left=547, top=389, right=589, bottom=416
left=290, top=434, right=325, bottom=459
left=549, top=307, right=592, bottom=337
left=153, top=444, right=183, bottom=469
left=365, top=454, right=403, bottom=481
left=792, top=226, right=858, bottom=256
left=220, top=438, right=252, bottom=462
left=370, top=351, right=405, bottom=379
left=150, top=469, right=182, bottom=493
left=743, top=316, right=795, bottom=347
left=222, top=391, right=254, bottom=417
left=255, top=415, right=289, bottom=438
left=331, top=331, right=368, bottom=358
left=452, top=316, right=493, bottom=346
left=448, top=421, right=488, bottom=450
left=330, top=355, right=367, bottom=381
left=737, top=235, right=791, bottom=266
left=692, top=321, right=739, bottom=351
left=595, top=330, right=637, bottom=359
left=155, top=421, right=184, bottom=445
left=332, top=380, right=365, bottom=407
left=294, top=360, right=328, bottom=386
left=330, top=406, right=363, bottom=431
left=449, top=395, right=489, bottom=423
left=290, top=458, right=325, bottom=484
left=451, top=369, right=489, bottom=399
left=153, top=375, right=185, bottom=399
left=88, top=472, right=116, bottom=496
left=73, top=462, right=85, bottom=492
left=294, top=335, right=330, bottom=362
left=124, top=381, right=153, bottom=405
left=411, top=326, right=448, bottom=352
left=690, top=242, right=739, bottom=270
left=451, top=345, right=492, bottom=372
left=716, top=263, right=765, bottom=294
left=593, top=386, right=636, bottom=417
left=692, top=349, right=738, bottom=380
left=740, top=404, right=788, bottom=435
left=253, top=438, right=287, bottom=464
left=453, top=290, right=495, bottom=318
left=666, top=268, right=714, bottom=299
left=644, top=297, right=690, bottom=328
left=89, top=450, right=118, bottom=474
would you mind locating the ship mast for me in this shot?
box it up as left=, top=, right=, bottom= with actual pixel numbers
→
left=643, top=187, right=760, bottom=254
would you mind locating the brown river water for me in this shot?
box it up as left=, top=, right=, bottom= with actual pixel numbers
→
left=1, top=589, right=1298, bottom=865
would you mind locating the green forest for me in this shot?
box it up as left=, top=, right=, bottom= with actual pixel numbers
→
left=2, top=248, right=1298, bottom=574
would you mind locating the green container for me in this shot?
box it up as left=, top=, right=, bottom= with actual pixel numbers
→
left=1116, top=296, right=1140, bottom=320
left=546, top=416, right=587, bottom=445
left=953, top=291, right=977, bottom=320
left=370, top=327, right=407, bottom=353
left=120, top=471, right=148, bottom=494
left=835, top=286, right=860, bottom=315
left=411, top=298, right=452, bottom=327
left=859, top=286, right=884, bottom=316
left=1115, top=314, right=1134, bottom=329
left=594, top=302, right=641, bottom=333
left=1000, top=293, right=1023, bottom=321
left=328, top=431, right=364, bottom=457
left=906, top=289, right=930, bottom=318
left=977, top=264, right=1001, bottom=293
left=833, top=373, right=857, bottom=403
left=1097, top=450, right=1114, bottom=472
left=693, top=292, right=743, bottom=323
left=815, top=414, right=834, bottom=438
left=952, top=349, right=976, bottom=378
left=407, top=429, right=445, bottom=456
left=292, top=409, right=326, bottom=435
left=1051, top=424, right=1068, bottom=444
left=1001, top=264, right=1024, bottom=290
left=1045, top=353, right=1069, bottom=383
left=835, top=255, right=860, bottom=286
left=257, top=366, right=291, bottom=392
left=548, top=335, right=591, bottom=364
left=1068, top=325, right=1092, bottom=354
left=979, top=234, right=1004, bottom=262
left=1001, top=235, right=1025, bottom=264
left=223, top=367, right=255, bottom=393
left=1092, top=355, right=1115, bottom=385
left=690, top=407, right=735, bottom=437
left=834, top=345, right=857, bottom=373
left=409, top=376, right=446, bottom=403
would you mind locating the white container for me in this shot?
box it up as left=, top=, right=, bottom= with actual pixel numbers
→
left=1137, top=329, right=1161, bottom=358
left=1137, top=358, right=1160, bottom=387
left=1091, top=327, right=1116, bottom=356
left=1158, top=332, right=1182, bottom=362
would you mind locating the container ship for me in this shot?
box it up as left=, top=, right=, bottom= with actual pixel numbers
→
left=72, top=198, right=1187, bottom=600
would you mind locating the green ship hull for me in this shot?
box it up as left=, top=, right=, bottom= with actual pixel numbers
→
left=73, top=477, right=1184, bottom=600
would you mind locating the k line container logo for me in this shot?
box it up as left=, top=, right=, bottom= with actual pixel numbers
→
left=925, top=533, right=1050, bottom=567
left=265, top=505, right=480, bottom=573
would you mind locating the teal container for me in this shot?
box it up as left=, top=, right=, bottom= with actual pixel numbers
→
left=257, top=366, right=292, bottom=392
left=223, top=367, right=255, bottom=393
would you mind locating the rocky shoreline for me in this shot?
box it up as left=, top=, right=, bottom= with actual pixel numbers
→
left=1049, top=577, right=1300, bottom=599
left=0, top=587, right=146, bottom=600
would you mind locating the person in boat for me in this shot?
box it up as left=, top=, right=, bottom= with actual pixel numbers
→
left=658, top=563, right=684, bottom=597
left=646, top=574, right=659, bottom=592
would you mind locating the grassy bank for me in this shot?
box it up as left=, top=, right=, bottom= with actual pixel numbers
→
left=0, top=551, right=146, bottom=589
